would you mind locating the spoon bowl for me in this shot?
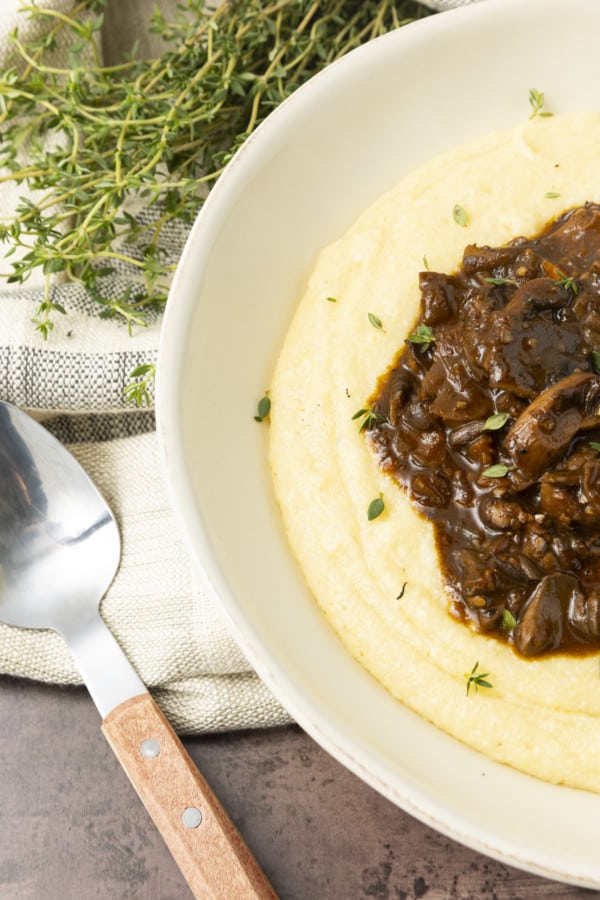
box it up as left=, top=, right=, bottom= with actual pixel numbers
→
left=0, top=402, right=119, bottom=633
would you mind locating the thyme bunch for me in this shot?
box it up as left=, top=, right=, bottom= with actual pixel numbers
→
left=0, top=0, right=430, bottom=397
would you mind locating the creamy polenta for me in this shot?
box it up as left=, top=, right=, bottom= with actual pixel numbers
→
left=269, top=112, right=600, bottom=791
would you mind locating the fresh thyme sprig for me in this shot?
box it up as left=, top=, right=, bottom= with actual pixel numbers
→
left=555, top=270, right=579, bottom=294
left=122, top=363, right=157, bottom=407
left=465, top=661, right=492, bottom=696
left=528, top=87, right=553, bottom=119
left=408, top=322, right=435, bottom=349
left=352, top=405, right=386, bottom=432
left=0, top=0, right=431, bottom=401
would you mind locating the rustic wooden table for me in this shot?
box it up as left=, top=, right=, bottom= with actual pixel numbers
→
left=1, top=3, right=599, bottom=898
left=0, top=675, right=597, bottom=900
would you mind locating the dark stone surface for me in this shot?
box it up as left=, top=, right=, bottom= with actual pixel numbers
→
left=0, top=676, right=597, bottom=900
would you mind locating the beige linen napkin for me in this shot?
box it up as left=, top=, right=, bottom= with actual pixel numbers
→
left=0, top=0, right=291, bottom=734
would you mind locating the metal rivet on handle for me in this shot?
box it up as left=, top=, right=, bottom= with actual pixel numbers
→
left=182, top=807, right=203, bottom=829
left=140, top=738, right=161, bottom=758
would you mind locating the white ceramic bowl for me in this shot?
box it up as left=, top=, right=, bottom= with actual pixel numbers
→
left=157, top=0, right=600, bottom=886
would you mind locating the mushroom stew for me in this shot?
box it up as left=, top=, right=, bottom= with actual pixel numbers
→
left=369, top=203, right=600, bottom=657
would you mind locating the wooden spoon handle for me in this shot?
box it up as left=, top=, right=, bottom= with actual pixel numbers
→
left=102, top=693, right=278, bottom=899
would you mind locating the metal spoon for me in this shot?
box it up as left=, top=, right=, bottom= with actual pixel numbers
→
left=0, top=400, right=276, bottom=900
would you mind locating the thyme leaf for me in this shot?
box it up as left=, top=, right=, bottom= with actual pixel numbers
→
left=452, top=204, right=469, bottom=227
left=484, top=276, right=518, bottom=287
left=502, top=609, right=517, bottom=632
left=254, top=392, right=271, bottom=422
left=481, top=463, right=515, bottom=478
left=367, top=494, right=385, bottom=521
left=482, top=412, right=510, bottom=431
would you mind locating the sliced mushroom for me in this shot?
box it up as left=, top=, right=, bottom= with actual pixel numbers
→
left=502, top=277, right=566, bottom=317
left=538, top=203, right=600, bottom=272
left=410, top=472, right=450, bottom=509
left=386, top=370, right=413, bottom=428
left=482, top=299, right=587, bottom=399
left=504, top=372, right=600, bottom=483
left=451, top=547, right=496, bottom=597
left=448, top=419, right=485, bottom=447
left=569, top=589, right=600, bottom=640
left=422, top=330, right=492, bottom=424
left=461, top=243, right=522, bottom=274
left=582, top=459, right=600, bottom=516
left=419, top=271, right=456, bottom=326
left=513, top=573, right=581, bottom=656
